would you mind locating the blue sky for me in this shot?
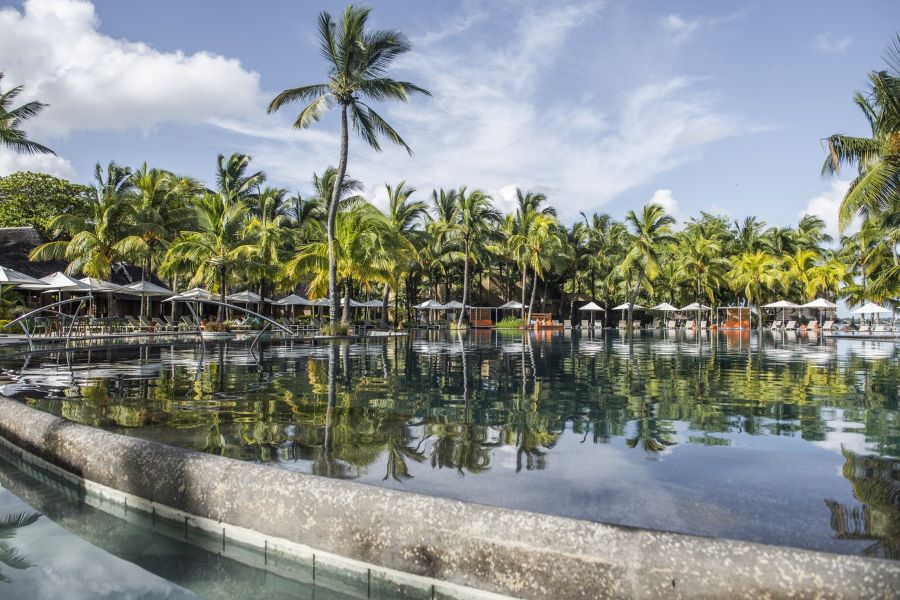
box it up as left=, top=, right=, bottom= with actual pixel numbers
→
left=1, top=0, right=898, bottom=236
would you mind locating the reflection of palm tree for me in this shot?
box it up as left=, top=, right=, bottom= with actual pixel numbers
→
left=825, top=449, right=900, bottom=559
left=0, top=512, right=40, bottom=583
left=428, top=423, right=492, bottom=475
left=625, top=400, right=676, bottom=452
left=382, top=418, right=427, bottom=481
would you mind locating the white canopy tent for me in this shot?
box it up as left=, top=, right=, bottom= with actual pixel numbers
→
left=762, top=300, right=800, bottom=326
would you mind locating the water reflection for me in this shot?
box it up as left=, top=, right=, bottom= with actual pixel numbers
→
left=0, top=511, right=40, bottom=583
left=0, top=330, right=898, bottom=556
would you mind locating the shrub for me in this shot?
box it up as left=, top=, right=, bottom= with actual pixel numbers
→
left=203, top=321, right=231, bottom=332
left=496, top=316, right=524, bottom=329
left=320, top=322, right=350, bottom=336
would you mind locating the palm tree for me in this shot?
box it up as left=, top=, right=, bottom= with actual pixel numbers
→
left=0, top=511, right=41, bottom=583
left=267, top=5, right=430, bottom=324
left=823, top=35, right=900, bottom=233
left=727, top=251, right=780, bottom=329
left=29, top=162, right=135, bottom=278
left=382, top=181, right=427, bottom=326
left=781, top=248, right=822, bottom=301
left=0, top=72, right=53, bottom=155
left=216, top=152, right=265, bottom=205
left=621, top=204, right=676, bottom=328
left=245, top=187, right=291, bottom=306
left=444, top=188, right=499, bottom=326
left=522, top=213, right=563, bottom=322
left=163, top=192, right=257, bottom=318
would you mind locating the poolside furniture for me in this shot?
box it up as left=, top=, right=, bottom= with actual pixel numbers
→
left=123, top=316, right=144, bottom=332
left=580, top=319, right=589, bottom=329
left=163, top=316, right=179, bottom=330
left=770, top=320, right=782, bottom=330
left=858, top=324, right=872, bottom=334
left=563, top=319, right=572, bottom=329
left=684, top=320, right=695, bottom=330
left=666, top=320, right=677, bottom=329
left=806, top=320, right=818, bottom=331
left=699, top=320, right=708, bottom=329
left=617, top=320, right=626, bottom=328
left=633, top=322, right=642, bottom=330
left=593, top=320, right=603, bottom=329
left=873, top=325, right=889, bottom=333
left=180, top=316, right=197, bottom=331
left=784, top=321, right=798, bottom=331
left=821, top=320, right=835, bottom=332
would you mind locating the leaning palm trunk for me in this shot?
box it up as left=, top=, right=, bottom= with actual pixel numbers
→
left=343, top=281, right=351, bottom=323
left=520, top=264, right=528, bottom=320
left=527, top=272, right=538, bottom=323
left=327, top=105, right=349, bottom=325
left=219, top=268, right=227, bottom=320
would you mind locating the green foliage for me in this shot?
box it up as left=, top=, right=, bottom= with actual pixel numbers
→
left=320, top=322, right=350, bottom=336
left=0, top=172, right=91, bottom=235
left=496, top=316, right=524, bottom=329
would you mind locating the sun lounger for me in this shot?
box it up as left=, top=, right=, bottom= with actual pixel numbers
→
left=123, top=316, right=146, bottom=332
left=770, top=320, right=782, bottom=330
left=684, top=320, right=695, bottom=330
left=873, top=325, right=889, bottom=333
left=666, top=320, right=677, bottom=329
left=699, top=320, right=708, bottom=329
left=163, top=316, right=179, bottom=330
left=580, top=319, right=589, bottom=329
left=784, top=321, right=798, bottom=331
left=858, top=324, right=871, bottom=334
left=806, top=320, right=818, bottom=331
left=180, top=316, right=197, bottom=330
left=563, top=319, right=572, bottom=329
left=617, top=320, right=626, bottom=328
left=821, top=320, right=835, bottom=332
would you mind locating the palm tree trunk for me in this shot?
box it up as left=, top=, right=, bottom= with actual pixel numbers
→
left=342, top=280, right=351, bottom=323
left=381, top=284, right=390, bottom=328
left=327, top=104, right=350, bottom=325
left=458, top=240, right=470, bottom=327
left=219, top=268, right=226, bottom=321
left=527, top=271, right=538, bottom=323
left=627, top=270, right=643, bottom=330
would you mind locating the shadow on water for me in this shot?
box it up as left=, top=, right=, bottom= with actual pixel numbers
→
left=1, top=330, right=899, bottom=556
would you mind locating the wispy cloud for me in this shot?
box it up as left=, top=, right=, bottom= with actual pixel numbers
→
left=812, top=33, right=851, bottom=55
left=242, top=3, right=751, bottom=221
left=659, top=10, right=748, bottom=43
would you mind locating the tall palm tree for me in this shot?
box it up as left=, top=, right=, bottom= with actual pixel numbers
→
left=245, top=187, right=291, bottom=304
left=216, top=152, right=265, bottom=205
left=163, top=193, right=257, bottom=318
left=29, top=162, right=135, bottom=278
left=267, top=5, right=430, bottom=324
left=781, top=248, right=822, bottom=301
left=445, top=188, right=499, bottom=326
left=522, top=213, right=563, bottom=322
left=621, top=204, right=676, bottom=328
left=0, top=72, right=53, bottom=155
left=382, top=181, right=427, bottom=325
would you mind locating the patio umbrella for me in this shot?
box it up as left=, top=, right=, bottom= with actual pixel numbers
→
left=79, top=277, right=123, bottom=316
left=0, top=266, right=46, bottom=305
left=414, top=300, right=444, bottom=310
left=21, top=271, right=94, bottom=292
left=361, top=299, right=384, bottom=308
left=650, top=302, right=679, bottom=326
left=681, top=302, right=712, bottom=326
left=851, top=302, right=890, bottom=325
left=578, top=301, right=605, bottom=326
left=274, top=293, right=314, bottom=306
left=120, top=280, right=173, bottom=319
left=612, top=302, right=643, bottom=324
left=442, top=300, right=465, bottom=310
left=763, top=300, right=799, bottom=325
left=497, top=300, right=526, bottom=310
left=801, top=298, right=838, bottom=325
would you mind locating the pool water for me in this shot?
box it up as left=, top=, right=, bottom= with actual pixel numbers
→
left=1, top=330, right=897, bottom=559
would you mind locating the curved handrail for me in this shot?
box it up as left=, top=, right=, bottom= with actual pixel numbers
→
left=167, top=298, right=293, bottom=335
left=3, top=297, right=91, bottom=330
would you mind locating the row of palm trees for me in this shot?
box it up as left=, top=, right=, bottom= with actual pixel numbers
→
left=20, top=150, right=896, bottom=326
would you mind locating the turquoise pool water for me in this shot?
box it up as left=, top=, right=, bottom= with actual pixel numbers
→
left=1, top=330, right=897, bottom=559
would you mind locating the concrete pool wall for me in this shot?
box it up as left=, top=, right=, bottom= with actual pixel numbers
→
left=0, top=396, right=897, bottom=599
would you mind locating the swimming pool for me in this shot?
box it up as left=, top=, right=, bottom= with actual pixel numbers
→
left=1, top=329, right=897, bottom=559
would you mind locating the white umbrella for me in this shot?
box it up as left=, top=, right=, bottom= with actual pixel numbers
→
left=361, top=299, right=384, bottom=308
left=852, top=302, right=890, bottom=324
left=21, top=271, right=93, bottom=292
left=799, top=298, right=838, bottom=327
left=497, top=300, right=527, bottom=310
left=274, top=293, right=314, bottom=306
left=650, top=302, right=679, bottom=312
left=78, top=277, right=122, bottom=292
left=762, top=300, right=799, bottom=324
left=0, top=267, right=46, bottom=305
left=414, top=300, right=443, bottom=310
left=579, top=301, right=605, bottom=326
left=120, top=280, right=173, bottom=319
left=612, top=302, right=643, bottom=325
left=180, top=287, right=215, bottom=300
left=442, top=300, right=465, bottom=310
left=226, top=290, right=271, bottom=303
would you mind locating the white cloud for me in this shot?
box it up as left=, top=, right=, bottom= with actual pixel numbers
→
left=659, top=10, right=748, bottom=43
left=240, top=4, right=750, bottom=223
left=649, top=189, right=681, bottom=221
left=0, top=0, right=263, bottom=138
left=799, top=179, right=853, bottom=240
left=813, top=33, right=851, bottom=55
left=0, top=148, right=76, bottom=179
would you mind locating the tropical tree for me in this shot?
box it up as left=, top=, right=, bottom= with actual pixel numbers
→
left=382, top=181, right=427, bottom=325
left=267, top=5, right=430, bottom=324
left=727, top=251, right=780, bottom=328
left=216, top=152, right=264, bottom=205
left=0, top=72, right=53, bottom=155
left=621, top=204, right=676, bottom=328
left=522, top=213, right=563, bottom=322
left=29, top=162, right=135, bottom=278
left=163, top=192, right=257, bottom=318
left=443, top=188, right=499, bottom=326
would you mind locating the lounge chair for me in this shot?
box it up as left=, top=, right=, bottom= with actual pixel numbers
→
left=163, top=316, right=179, bottom=330
left=873, top=325, right=889, bottom=333
left=684, top=320, right=695, bottom=330
left=699, top=320, right=708, bottom=329
left=821, top=320, right=835, bottom=332
left=770, top=320, right=782, bottom=331
left=617, top=320, right=626, bottom=328
left=784, top=321, right=798, bottom=331
left=123, top=316, right=145, bottom=332
left=806, top=320, right=818, bottom=331
left=563, top=319, right=572, bottom=329
left=180, top=316, right=198, bottom=331
left=858, top=324, right=872, bottom=334
left=580, top=319, right=589, bottom=329
left=633, top=321, right=642, bottom=330
left=666, top=320, right=677, bottom=329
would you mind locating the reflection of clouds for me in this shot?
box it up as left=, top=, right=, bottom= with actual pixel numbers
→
left=0, top=490, right=194, bottom=600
